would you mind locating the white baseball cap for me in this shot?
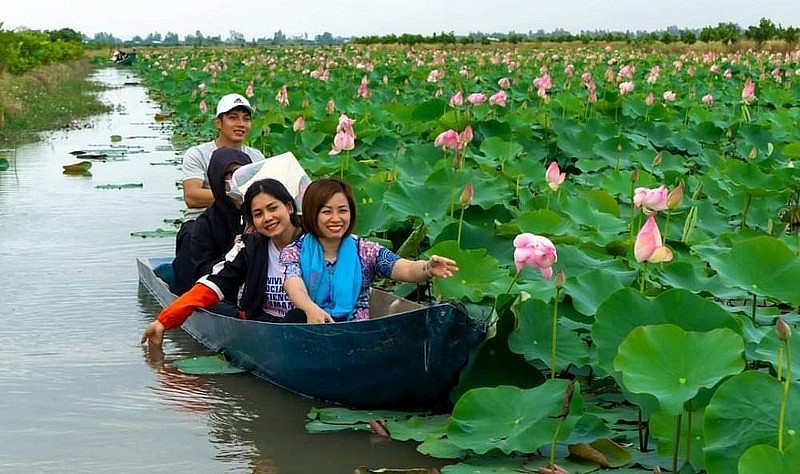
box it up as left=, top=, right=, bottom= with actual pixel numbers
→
left=216, top=93, right=254, bottom=116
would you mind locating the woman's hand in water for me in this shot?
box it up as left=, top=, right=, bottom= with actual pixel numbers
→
left=141, top=320, right=166, bottom=346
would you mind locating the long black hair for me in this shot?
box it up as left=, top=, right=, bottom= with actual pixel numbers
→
left=242, top=178, right=300, bottom=228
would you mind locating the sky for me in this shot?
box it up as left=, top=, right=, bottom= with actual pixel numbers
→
left=3, top=0, right=800, bottom=41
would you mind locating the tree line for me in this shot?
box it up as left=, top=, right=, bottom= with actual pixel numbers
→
left=0, top=25, right=83, bottom=74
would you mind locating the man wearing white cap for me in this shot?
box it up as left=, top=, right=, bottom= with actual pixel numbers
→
left=171, top=93, right=266, bottom=294
left=181, top=93, right=266, bottom=215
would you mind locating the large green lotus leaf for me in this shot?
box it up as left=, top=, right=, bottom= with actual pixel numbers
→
left=446, top=380, right=583, bottom=455
left=477, top=136, right=523, bottom=168
left=649, top=407, right=706, bottom=469
left=704, top=371, right=800, bottom=474
left=652, top=260, right=746, bottom=300
left=439, top=456, right=527, bottom=473
left=738, top=441, right=800, bottom=474
left=449, top=294, right=546, bottom=403
left=434, top=221, right=512, bottom=261
left=477, top=119, right=513, bottom=140
left=558, top=195, right=627, bottom=246
left=781, top=141, right=800, bottom=159
left=497, top=209, right=575, bottom=237
left=666, top=133, right=702, bottom=155
left=614, top=324, right=744, bottom=415
left=385, top=414, right=450, bottom=442
left=593, top=135, right=637, bottom=169
left=565, top=268, right=626, bottom=316
left=556, top=127, right=598, bottom=160
left=635, top=122, right=673, bottom=147
left=751, top=328, right=800, bottom=381
left=598, top=169, right=639, bottom=200
left=410, top=98, right=448, bottom=121
left=684, top=121, right=724, bottom=144
left=723, top=160, right=785, bottom=196
left=508, top=297, right=591, bottom=372
left=382, top=180, right=451, bottom=224
left=706, top=236, right=800, bottom=307
left=426, top=240, right=509, bottom=303
left=564, top=413, right=615, bottom=444
left=739, top=122, right=776, bottom=152
left=593, top=288, right=741, bottom=375
left=556, top=244, right=638, bottom=284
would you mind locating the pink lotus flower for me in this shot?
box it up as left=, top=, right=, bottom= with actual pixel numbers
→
left=513, top=233, right=558, bottom=280
left=663, top=90, right=676, bottom=102
left=293, top=116, right=305, bottom=132
left=533, top=74, right=553, bottom=90
left=198, top=99, right=207, bottom=114
left=545, top=161, right=565, bottom=191
left=434, top=129, right=461, bottom=151
left=645, top=92, right=654, bottom=106
left=702, top=94, right=713, bottom=106
left=497, top=77, right=511, bottom=89
left=619, top=81, right=635, bottom=95
left=467, top=93, right=487, bottom=105
left=329, top=130, right=355, bottom=155
left=245, top=82, right=254, bottom=98
left=449, top=91, right=463, bottom=107
left=724, top=68, right=732, bottom=79
left=742, top=79, right=756, bottom=104
left=275, top=85, right=289, bottom=107
left=633, top=186, right=669, bottom=214
left=634, top=215, right=673, bottom=263
left=489, top=90, right=507, bottom=107
left=357, top=75, right=370, bottom=98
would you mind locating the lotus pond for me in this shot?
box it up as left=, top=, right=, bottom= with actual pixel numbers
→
left=129, top=44, right=800, bottom=473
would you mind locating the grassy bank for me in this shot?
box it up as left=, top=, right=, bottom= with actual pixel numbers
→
left=0, top=59, right=111, bottom=146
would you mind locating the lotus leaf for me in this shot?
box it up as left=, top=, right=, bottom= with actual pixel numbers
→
left=704, top=371, right=800, bottom=474
left=738, top=440, right=800, bottom=474
left=446, top=380, right=583, bottom=455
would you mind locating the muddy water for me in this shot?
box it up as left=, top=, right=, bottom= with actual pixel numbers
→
left=0, top=67, right=440, bottom=473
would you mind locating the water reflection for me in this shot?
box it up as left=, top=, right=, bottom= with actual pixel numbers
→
left=137, top=285, right=444, bottom=473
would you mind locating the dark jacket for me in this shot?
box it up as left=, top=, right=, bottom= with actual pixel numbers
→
left=191, top=147, right=251, bottom=280
left=198, top=232, right=272, bottom=321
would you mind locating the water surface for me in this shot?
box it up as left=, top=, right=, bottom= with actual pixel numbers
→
left=0, top=67, right=440, bottom=473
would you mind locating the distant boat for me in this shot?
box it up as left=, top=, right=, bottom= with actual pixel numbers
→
left=62, top=161, right=92, bottom=174
left=137, top=256, right=486, bottom=409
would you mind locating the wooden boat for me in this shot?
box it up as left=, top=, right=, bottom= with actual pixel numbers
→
left=62, top=160, right=92, bottom=173
left=113, top=54, right=135, bottom=66
left=137, top=256, right=486, bottom=409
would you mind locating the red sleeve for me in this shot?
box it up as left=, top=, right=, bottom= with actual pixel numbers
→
left=157, top=283, right=220, bottom=329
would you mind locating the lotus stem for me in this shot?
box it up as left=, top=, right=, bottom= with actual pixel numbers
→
left=550, top=286, right=561, bottom=379
left=740, top=193, right=752, bottom=230
left=504, top=269, right=521, bottom=295
left=549, top=413, right=566, bottom=471
left=639, top=262, right=648, bottom=294
left=457, top=206, right=465, bottom=247
left=672, top=413, right=682, bottom=474
left=777, top=346, right=784, bottom=386
left=751, top=293, right=757, bottom=325
left=778, top=339, right=792, bottom=451
left=685, top=407, right=692, bottom=466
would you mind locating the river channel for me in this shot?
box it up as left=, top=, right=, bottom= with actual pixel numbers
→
left=0, top=67, right=440, bottom=473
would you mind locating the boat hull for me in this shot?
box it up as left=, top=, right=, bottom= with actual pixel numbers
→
left=137, top=257, right=485, bottom=409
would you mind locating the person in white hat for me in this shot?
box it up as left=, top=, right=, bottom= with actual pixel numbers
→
left=170, top=93, right=266, bottom=294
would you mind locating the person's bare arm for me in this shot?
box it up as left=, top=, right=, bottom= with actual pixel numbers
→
left=183, top=178, right=214, bottom=208
left=284, top=276, right=334, bottom=323
left=390, top=255, right=458, bottom=283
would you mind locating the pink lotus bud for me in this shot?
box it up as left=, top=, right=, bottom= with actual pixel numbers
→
left=742, top=79, right=756, bottom=104
left=776, top=317, right=792, bottom=341
left=663, top=90, right=676, bottom=102
left=326, top=98, right=335, bottom=115
left=702, top=94, right=714, bottom=106
left=667, top=181, right=683, bottom=209
left=449, top=91, right=463, bottom=107
left=434, top=129, right=460, bottom=151
left=634, top=215, right=673, bottom=263
left=513, top=233, right=558, bottom=280
left=545, top=161, right=566, bottom=191
left=619, top=81, right=635, bottom=95
left=198, top=99, right=207, bottom=114
left=554, top=270, right=566, bottom=289
left=293, top=116, right=305, bottom=132
left=645, top=92, right=654, bottom=106
left=245, top=82, right=254, bottom=98
left=497, top=77, right=511, bottom=89
left=460, top=182, right=473, bottom=206
left=631, top=169, right=639, bottom=183
left=459, top=125, right=473, bottom=144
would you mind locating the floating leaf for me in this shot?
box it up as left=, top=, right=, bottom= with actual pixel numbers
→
left=95, top=183, right=143, bottom=189
left=614, top=324, right=744, bottom=415
left=172, top=355, right=245, bottom=375
left=130, top=228, right=177, bottom=238
left=738, top=441, right=800, bottom=474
